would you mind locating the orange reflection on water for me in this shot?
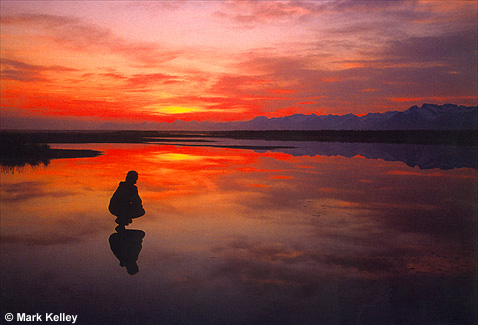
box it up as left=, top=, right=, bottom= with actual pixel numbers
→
left=1, top=143, right=477, bottom=282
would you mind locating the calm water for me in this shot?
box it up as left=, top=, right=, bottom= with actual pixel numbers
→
left=1, top=142, right=477, bottom=324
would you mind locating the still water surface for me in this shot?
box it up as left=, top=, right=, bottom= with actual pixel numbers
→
left=1, top=142, right=477, bottom=324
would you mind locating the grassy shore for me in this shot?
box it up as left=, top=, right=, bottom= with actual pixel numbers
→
left=0, top=132, right=102, bottom=169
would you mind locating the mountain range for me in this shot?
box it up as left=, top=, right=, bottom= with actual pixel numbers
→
left=100, top=103, right=477, bottom=131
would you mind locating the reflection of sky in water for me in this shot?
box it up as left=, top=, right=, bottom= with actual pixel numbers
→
left=1, top=143, right=477, bottom=324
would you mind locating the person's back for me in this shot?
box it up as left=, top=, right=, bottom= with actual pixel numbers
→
left=109, top=171, right=145, bottom=226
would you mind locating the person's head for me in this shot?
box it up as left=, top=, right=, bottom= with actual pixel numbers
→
left=125, top=170, right=138, bottom=184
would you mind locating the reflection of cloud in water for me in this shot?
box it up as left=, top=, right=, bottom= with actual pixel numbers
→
left=212, top=238, right=397, bottom=281
left=209, top=235, right=474, bottom=300
left=1, top=210, right=112, bottom=246
left=2, top=233, right=83, bottom=246
left=0, top=181, right=74, bottom=202
left=152, top=153, right=206, bottom=162
left=211, top=153, right=477, bottom=251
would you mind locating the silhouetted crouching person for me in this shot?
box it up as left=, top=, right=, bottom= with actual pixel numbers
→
left=109, top=229, right=145, bottom=275
left=109, top=170, right=145, bottom=229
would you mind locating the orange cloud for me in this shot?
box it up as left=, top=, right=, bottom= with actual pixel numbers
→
left=388, top=97, right=426, bottom=103
left=267, top=89, right=297, bottom=94
left=321, top=77, right=341, bottom=83
left=298, top=101, right=316, bottom=105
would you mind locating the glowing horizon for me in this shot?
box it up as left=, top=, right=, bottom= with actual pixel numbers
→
left=1, top=1, right=477, bottom=129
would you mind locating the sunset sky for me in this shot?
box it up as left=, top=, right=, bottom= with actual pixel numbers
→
left=1, top=0, right=477, bottom=129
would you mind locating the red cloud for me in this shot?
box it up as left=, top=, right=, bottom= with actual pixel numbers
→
left=126, top=73, right=182, bottom=88
left=2, top=13, right=180, bottom=66
left=1, top=58, right=78, bottom=82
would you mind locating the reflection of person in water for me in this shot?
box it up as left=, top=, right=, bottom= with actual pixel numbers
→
left=109, top=170, right=145, bottom=229
left=109, top=229, right=145, bottom=275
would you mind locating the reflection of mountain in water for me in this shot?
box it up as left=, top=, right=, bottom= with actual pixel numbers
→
left=302, top=142, right=477, bottom=170
left=273, top=142, right=477, bottom=170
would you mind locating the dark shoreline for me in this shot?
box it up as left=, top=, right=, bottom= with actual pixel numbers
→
left=0, top=148, right=102, bottom=169
left=2, top=129, right=477, bottom=146
left=0, top=133, right=102, bottom=169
